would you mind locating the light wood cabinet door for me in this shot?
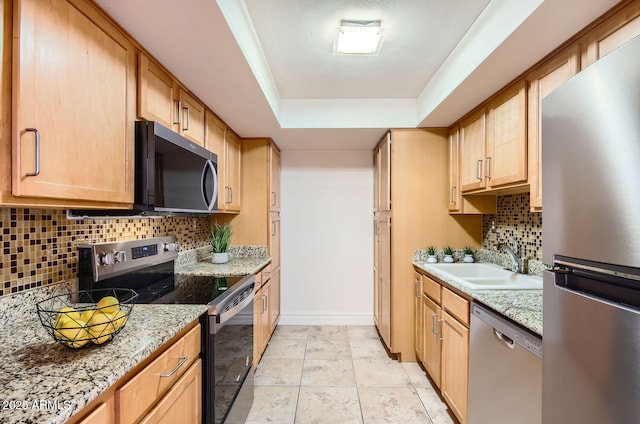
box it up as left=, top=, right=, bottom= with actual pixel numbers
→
left=414, top=272, right=424, bottom=362
left=376, top=133, right=391, bottom=211
left=377, top=212, right=391, bottom=349
left=257, top=280, right=272, bottom=357
left=139, top=360, right=202, bottom=424
left=77, top=399, right=114, bottom=424
left=178, top=89, right=206, bottom=147
left=12, top=0, right=135, bottom=204
left=422, top=294, right=442, bottom=389
left=527, top=45, right=579, bottom=211
left=269, top=213, right=280, bottom=271
left=138, top=52, right=176, bottom=130
left=580, top=1, right=640, bottom=68
left=269, top=143, right=281, bottom=212
left=485, top=81, right=527, bottom=189
left=373, top=218, right=381, bottom=329
left=205, top=111, right=227, bottom=208
left=459, top=111, right=486, bottom=193
left=441, top=310, right=469, bottom=424
left=269, top=267, right=281, bottom=333
left=448, top=127, right=460, bottom=212
left=226, top=131, right=242, bottom=211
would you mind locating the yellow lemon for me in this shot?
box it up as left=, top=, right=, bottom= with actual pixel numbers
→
left=54, top=307, right=80, bottom=325
left=87, top=312, right=116, bottom=344
left=80, top=309, right=98, bottom=323
left=55, top=318, right=90, bottom=348
left=96, top=296, right=120, bottom=315
left=109, top=310, right=128, bottom=330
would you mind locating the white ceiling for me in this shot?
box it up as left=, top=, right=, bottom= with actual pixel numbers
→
left=95, top=0, right=620, bottom=150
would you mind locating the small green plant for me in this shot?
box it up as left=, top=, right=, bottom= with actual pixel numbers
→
left=210, top=221, right=232, bottom=253
left=426, top=245, right=437, bottom=256
left=463, top=246, right=474, bottom=255
left=443, top=246, right=455, bottom=256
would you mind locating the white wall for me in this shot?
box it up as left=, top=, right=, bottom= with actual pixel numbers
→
left=280, top=150, right=374, bottom=325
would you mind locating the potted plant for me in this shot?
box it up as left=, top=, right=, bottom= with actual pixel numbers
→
left=463, top=246, right=475, bottom=263
left=443, top=246, right=455, bottom=263
left=209, top=221, right=232, bottom=264
left=426, top=245, right=438, bottom=263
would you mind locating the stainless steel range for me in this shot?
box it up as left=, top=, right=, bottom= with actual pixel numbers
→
left=77, top=236, right=255, bottom=424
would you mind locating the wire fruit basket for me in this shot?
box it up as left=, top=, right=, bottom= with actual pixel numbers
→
left=36, top=288, right=138, bottom=349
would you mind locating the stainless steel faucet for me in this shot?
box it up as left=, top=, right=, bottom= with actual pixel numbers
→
left=496, top=240, right=521, bottom=273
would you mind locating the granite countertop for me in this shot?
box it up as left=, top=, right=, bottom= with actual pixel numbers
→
left=176, top=256, right=271, bottom=277
left=0, top=298, right=206, bottom=424
left=414, top=261, right=543, bottom=336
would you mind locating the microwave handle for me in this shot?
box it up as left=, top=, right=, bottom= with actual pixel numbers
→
left=201, top=159, right=218, bottom=210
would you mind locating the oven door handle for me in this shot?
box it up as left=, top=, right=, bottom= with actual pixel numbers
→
left=218, top=287, right=255, bottom=326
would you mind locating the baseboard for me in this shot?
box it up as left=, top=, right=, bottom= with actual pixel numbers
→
left=278, top=313, right=374, bottom=326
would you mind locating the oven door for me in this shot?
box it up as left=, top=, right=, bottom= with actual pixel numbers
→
left=205, top=282, right=255, bottom=424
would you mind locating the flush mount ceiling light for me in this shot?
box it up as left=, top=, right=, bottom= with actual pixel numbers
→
left=334, top=20, right=385, bottom=56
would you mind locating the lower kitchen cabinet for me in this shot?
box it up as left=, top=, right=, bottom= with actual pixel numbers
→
left=415, top=269, right=470, bottom=424
left=68, top=322, right=202, bottom=424
left=414, top=272, right=424, bottom=363
left=254, top=263, right=277, bottom=366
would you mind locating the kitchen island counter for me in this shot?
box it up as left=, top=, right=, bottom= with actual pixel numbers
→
left=0, top=283, right=206, bottom=424
left=414, top=261, right=543, bottom=336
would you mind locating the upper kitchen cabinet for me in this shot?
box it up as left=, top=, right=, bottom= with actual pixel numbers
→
left=373, top=133, right=391, bottom=212
left=448, top=126, right=495, bottom=215
left=526, top=45, right=579, bottom=212
left=372, top=129, right=481, bottom=362
left=137, top=52, right=176, bottom=130
left=9, top=0, right=135, bottom=205
left=458, top=81, right=527, bottom=195
left=579, top=0, right=640, bottom=69
left=138, top=52, right=206, bottom=147
left=206, top=111, right=241, bottom=212
left=269, top=144, right=281, bottom=212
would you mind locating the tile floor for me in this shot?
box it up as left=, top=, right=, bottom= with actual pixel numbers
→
left=246, top=325, right=456, bottom=424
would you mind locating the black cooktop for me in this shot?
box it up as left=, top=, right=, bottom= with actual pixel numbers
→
left=143, top=273, right=248, bottom=305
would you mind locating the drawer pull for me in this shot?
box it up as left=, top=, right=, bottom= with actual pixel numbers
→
left=159, top=355, right=188, bottom=377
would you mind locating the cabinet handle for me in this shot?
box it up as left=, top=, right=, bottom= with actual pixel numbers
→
left=450, top=186, right=456, bottom=204
left=159, top=356, right=188, bottom=377
left=229, top=187, right=233, bottom=204
left=431, top=314, right=438, bottom=334
left=476, top=159, right=483, bottom=181
left=485, top=157, right=491, bottom=179
left=437, top=318, right=444, bottom=341
left=415, top=279, right=421, bottom=299
left=182, top=107, right=190, bottom=131
left=262, top=295, right=268, bottom=313
left=272, top=221, right=276, bottom=237
left=173, top=100, right=182, bottom=125
left=24, top=128, right=41, bottom=177
left=271, top=192, right=277, bottom=207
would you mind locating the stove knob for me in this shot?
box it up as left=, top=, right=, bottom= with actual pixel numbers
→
left=164, top=242, right=180, bottom=252
left=99, top=252, right=115, bottom=266
left=114, top=251, right=126, bottom=263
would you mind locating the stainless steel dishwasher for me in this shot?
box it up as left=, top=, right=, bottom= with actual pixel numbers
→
left=468, top=302, right=542, bottom=424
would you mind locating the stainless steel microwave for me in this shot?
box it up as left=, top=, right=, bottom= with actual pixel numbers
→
left=69, top=121, right=218, bottom=217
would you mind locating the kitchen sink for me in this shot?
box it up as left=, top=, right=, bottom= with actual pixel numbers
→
left=428, top=263, right=543, bottom=290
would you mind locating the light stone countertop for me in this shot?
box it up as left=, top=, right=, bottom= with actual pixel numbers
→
left=414, top=261, right=543, bottom=336
left=175, top=256, right=271, bottom=277
left=0, top=290, right=206, bottom=424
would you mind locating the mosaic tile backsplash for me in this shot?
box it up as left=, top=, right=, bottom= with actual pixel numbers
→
left=482, top=193, right=542, bottom=261
left=0, top=208, right=211, bottom=297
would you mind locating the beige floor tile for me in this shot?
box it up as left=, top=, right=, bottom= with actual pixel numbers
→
left=353, top=358, right=413, bottom=387
left=262, top=337, right=307, bottom=359
left=305, top=336, right=352, bottom=360
left=307, top=325, right=349, bottom=340
left=254, top=358, right=303, bottom=386
left=295, top=386, right=363, bottom=424
left=415, top=387, right=455, bottom=424
left=359, top=387, right=433, bottom=424
left=245, top=386, right=299, bottom=424
left=347, top=325, right=380, bottom=340
left=402, top=362, right=431, bottom=388
left=301, top=359, right=357, bottom=387
left=271, top=325, right=310, bottom=340
left=349, top=338, right=393, bottom=360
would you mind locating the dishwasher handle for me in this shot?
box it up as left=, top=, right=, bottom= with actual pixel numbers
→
left=493, top=329, right=515, bottom=349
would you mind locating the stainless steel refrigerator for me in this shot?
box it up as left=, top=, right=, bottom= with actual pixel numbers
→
left=542, top=34, right=640, bottom=423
